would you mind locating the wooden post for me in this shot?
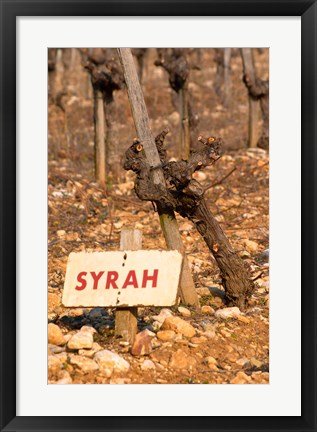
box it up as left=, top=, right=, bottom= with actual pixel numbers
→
left=55, top=48, right=64, bottom=96
left=104, top=99, right=120, bottom=179
left=115, top=229, right=141, bottom=343
left=118, top=48, right=199, bottom=308
left=93, top=89, right=106, bottom=186
left=223, top=48, right=232, bottom=108
left=70, top=48, right=76, bottom=70
left=179, top=83, right=190, bottom=160
left=48, top=48, right=57, bottom=99
left=241, top=48, right=259, bottom=148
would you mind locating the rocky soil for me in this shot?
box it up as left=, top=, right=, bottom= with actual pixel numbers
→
left=48, top=48, right=269, bottom=384
left=48, top=148, right=269, bottom=385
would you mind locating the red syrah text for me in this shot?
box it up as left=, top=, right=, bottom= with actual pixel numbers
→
left=75, top=269, right=159, bottom=291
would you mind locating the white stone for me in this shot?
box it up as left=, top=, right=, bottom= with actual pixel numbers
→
left=99, top=367, right=113, bottom=378
left=55, top=371, right=72, bottom=384
left=193, top=171, right=207, bottom=182
left=152, top=308, right=173, bottom=323
left=151, top=338, right=162, bottom=349
left=178, top=306, right=191, bottom=317
left=240, top=250, right=251, bottom=259
left=230, top=371, right=251, bottom=384
left=52, top=191, right=64, bottom=198
left=67, top=331, right=94, bottom=350
left=168, top=111, right=180, bottom=126
left=48, top=355, right=62, bottom=375
left=205, top=356, right=218, bottom=365
left=201, top=305, right=214, bottom=315
left=113, top=221, right=123, bottom=229
left=196, top=287, right=211, bottom=296
left=48, top=323, right=65, bottom=346
left=203, top=330, right=217, bottom=339
left=236, top=357, right=249, bottom=366
left=215, top=307, right=241, bottom=319
left=54, top=352, right=67, bottom=363
left=48, top=344, right=65, bottom=355
left=80, top=325, right=97, bottom=335
left=243, top=239, right=259, bottom=253
left=152, top=321, right=162, bottom=331
left=63, top=334, right=72, bottom=343
left=109, top=378, right=131, bottom=384
left=161, top=316, right=196, bottom=338
left=141, top=359, right=156, bottom=371
left=94, top=350, right=130, bottom=373
left=157, top=330, right=176, bottom=341
left=70, top=355, right=99, bottom=372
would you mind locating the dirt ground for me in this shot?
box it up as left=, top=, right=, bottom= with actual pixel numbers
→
left=48, top=48, right=269, bottom=384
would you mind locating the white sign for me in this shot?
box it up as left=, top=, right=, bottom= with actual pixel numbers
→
left=62, top=250, right=183, bottom=307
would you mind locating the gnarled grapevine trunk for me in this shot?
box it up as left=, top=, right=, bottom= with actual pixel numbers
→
left=189, top=200, right=253, bottom=308
left=82, top=49, right=124, bottom=182
left=123, top=130, right=254, bottom=309
left=154, top=49, right=199, bottom=159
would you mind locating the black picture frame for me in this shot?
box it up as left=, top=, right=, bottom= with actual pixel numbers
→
left=1, top=1, right=316, bottom=431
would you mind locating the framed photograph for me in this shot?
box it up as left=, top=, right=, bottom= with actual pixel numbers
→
left=1, top=1, right=316, bottom=431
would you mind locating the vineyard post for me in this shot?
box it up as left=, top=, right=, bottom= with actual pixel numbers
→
left=241, top=48, right=259, bottom=148
left=93, top=89, right=106, bottom=186
left=179, top=83, right=191, bottom=160
left=223, top=48, right=232, bottom=107
left=114, top=229, right=141, bottom=343
left=118, top=48, right=199, bottom=308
